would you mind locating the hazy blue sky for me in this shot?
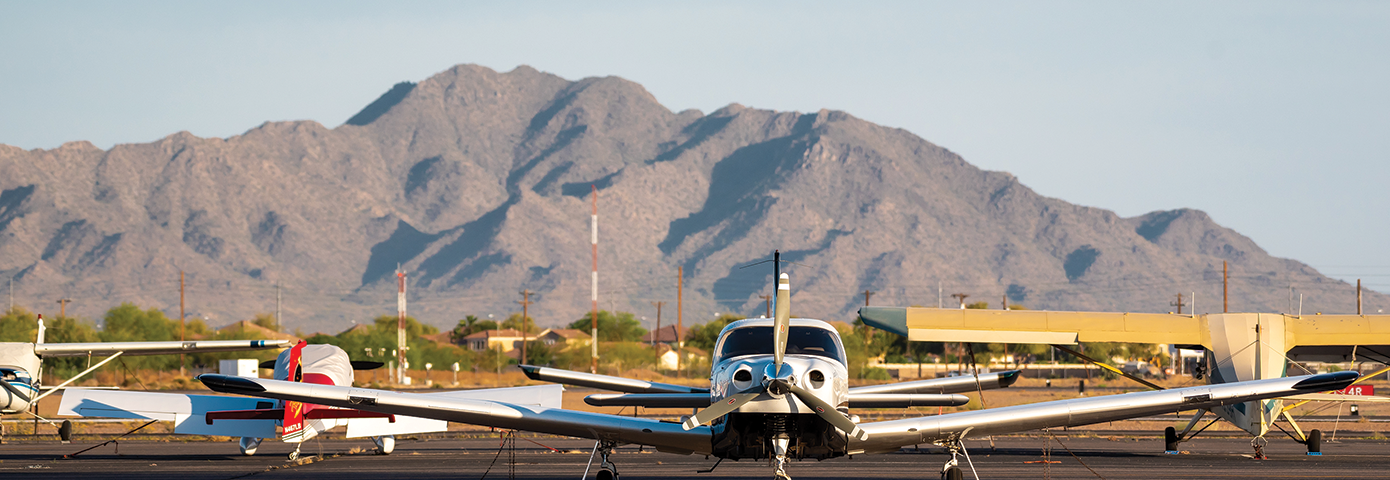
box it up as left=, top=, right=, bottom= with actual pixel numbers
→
left=2, top=1, right=1387, bottom=291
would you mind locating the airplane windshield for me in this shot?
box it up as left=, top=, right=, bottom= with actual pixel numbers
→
left=1, top=368, right=32, bottom=385
left=717, top=326, right=845, bottom=364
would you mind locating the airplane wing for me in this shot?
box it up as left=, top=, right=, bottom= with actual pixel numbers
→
left=849, top=371, right=1357, bottom=454
left=519, top=365, right=707, bottom=394
left=848, top=370, right=1020, bottom=395
left=36, top=339, right=289, bottom=357
left=199, top=374, right=713, bottom=455
left=344, top=385, right=564, bottom=438
left=58, top=389, right=279, bottom=438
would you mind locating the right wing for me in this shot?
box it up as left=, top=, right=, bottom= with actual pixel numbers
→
left=850, top=371, right=1357, bottom=454
left=200, top=374, right=712, bottom=455
left=848, top=370, right=1020, bottom=395
left=37, top=339, right=289, bottom=357
left=520, top=365, right=708, bottom=394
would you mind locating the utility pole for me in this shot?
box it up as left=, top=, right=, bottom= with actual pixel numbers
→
left=1358, top=279, right=1363, bottom=315
left=676, top=267, right=683, bottom=374
left=7, top=276, right=12, bottom=312
left=56, top=298, right=71, bottom=318
left=276, top=284, right=282, bottom=332
left=1167, top=292, right=1189, bottom=314
left=1223, top=261, right=1228, bottom=313
left=863, top=290, right=874, bottom=307
left=937, top=281, right=942, bottom=308
left=651, top=301, right=664, bottom=365
left=397, top=270, right=408, bottom=385
left=760, top=295, right=772, bottom=317
left=1001, top=293, right=1007, bottom=310
left=179, top=270, right=186, bottom=377
left=950, top=293, right=969, bottom=309
left=590, top=185, right=599, bottom=374
left=518, top=289, right=533, bottom=366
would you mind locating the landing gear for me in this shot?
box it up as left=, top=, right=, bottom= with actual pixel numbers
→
left=287, top=443, right=302, bottom=461
left=772, top=436, right=791, bottom=480
left=1164, top=426, right=1180, bottom=453
left=1250, top=436, right=1267, bottom=460
left=942, top=465, right=965, bottom=480
left=1305, top=429, right=1322, bottom=456
left=238, top=437, right=263, bottom=456
left=585, top=440, right=619, bottom=480
left=371, top=435, right=395, bottom=455
left=938, top=436, right=978, bottom=480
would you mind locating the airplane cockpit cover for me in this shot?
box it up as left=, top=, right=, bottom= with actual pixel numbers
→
left=274, top=344, right=352, bottom=386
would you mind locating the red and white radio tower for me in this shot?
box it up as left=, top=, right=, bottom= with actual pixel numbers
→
left=397, top=269, right=408, bottom=384
left=590, top=185, right=599, bottom=374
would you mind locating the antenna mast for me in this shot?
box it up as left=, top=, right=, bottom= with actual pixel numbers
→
left=591, top=185, right=599, bottom=374
left=397, top=269, right=408, bottom=385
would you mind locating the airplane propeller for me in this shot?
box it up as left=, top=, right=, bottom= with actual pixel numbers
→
left=682, top=271, right=868, bottom=441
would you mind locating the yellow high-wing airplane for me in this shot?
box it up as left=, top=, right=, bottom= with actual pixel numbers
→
left=859, top=307, right=1390, bottom=457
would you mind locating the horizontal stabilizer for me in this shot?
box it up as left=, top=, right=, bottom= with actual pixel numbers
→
left=520, top=365, right=706, bottom=394
left=849, top=370, right=1020, bottom=395
left=848, top=393, right=970, bottom=408
left=585, top=393, right=710, bottom=408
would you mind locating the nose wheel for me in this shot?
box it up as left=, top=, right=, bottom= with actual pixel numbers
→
left=585, top=440, right=620, bottom=480
left=772, top=436, right=791, bottom=480
left=938, top=436, right=979, bottom=480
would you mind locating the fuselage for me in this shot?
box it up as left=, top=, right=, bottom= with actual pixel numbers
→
left=0, top=342, right=42, bottom=414
left=707, top=318, right=852, bottom=460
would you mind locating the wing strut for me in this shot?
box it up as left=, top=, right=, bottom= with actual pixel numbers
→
left=31, top=351, right=125, bottom=404
left=1050, top=344, right=1165, bottom=391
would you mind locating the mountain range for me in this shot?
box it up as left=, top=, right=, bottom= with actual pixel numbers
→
left=1, top=64, right=1379, bottom=334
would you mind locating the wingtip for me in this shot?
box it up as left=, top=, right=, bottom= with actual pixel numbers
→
left=198, top=374, right=267, bottom=394
left=518, top=365, right=542, bottom=380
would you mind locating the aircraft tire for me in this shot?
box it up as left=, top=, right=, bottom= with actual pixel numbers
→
left=287, top=450, right=299, bottom=461
left=1164, top=426, right=1179, bottom=452
left=597, top=468, right=619, bottom=480
left=239, top=437, right=262, bottom=456
left=375, top=435, right=395, bottom=455
left=1307, top=429, right=1322, bottom=454
left=942, top=466, right=964, bottom=480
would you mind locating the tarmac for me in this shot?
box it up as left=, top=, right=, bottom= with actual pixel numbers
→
left=3, top=434, right=1389, bottom=479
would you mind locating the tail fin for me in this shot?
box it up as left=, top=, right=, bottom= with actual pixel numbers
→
left=35, top=314, right=45, bottom=345
left=280, top=341, right=307, bottom=442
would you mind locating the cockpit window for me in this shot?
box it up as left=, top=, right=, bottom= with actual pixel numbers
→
left=716, top=326, right=845, bottom=365
left=0, top=368, right=31, bottom=385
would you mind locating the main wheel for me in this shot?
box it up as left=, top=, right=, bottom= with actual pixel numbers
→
left=287, top=450, right=300, bottom=461
left=1164, top=426, right=1180, bottom=452
left=374, top=435, right=395, bottom=455
left=1307, top=429, right=1322, bottom=455
left=596, top=468, right=619, bottom=480
left=942, top=466, right=964, bottom=480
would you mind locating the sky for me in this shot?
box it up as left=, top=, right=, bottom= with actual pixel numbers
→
left=2, top=1, right=1387, bottom=291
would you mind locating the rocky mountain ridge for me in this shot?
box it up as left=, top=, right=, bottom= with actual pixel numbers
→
left=1, top=64, right=1379, bottom=333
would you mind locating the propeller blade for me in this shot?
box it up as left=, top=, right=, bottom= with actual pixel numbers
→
left=258, top=360, right=276, bottom=369
left=788, top=384, right=867, bottom=441
left=681, top=392, right=760, bottom=430
left=773, top=273, right=790, bottom=374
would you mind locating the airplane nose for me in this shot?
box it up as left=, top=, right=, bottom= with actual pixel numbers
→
left=762, top=364, right=796, bottom=396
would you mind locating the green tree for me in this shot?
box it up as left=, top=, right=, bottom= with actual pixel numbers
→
left=0, top=306, right=40, bottom=343
left=502, top=313, right=540, bottom=334
left=566, top=310, right=647, bottom=342
left=251, top=313, right=279, bottom=332
left=452, top=315, right=481, bottom=339
left=684, top=314, right=745, bottom=351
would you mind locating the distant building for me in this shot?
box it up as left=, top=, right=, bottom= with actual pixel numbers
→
left=536, top=328, right=591, bottom=348
left=640, top=325, right=688, bottom=346
left=461, top=328, right=526, bottom=352
left=657, top=344, right=707, bottom=371
left=217, top=320, right=302, bottom=344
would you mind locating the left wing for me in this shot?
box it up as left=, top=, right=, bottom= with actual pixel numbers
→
left=200, top=374, right=712, bottom=455
left=849, top=371, right=1358, bottom=454
left=37, top=339, right=289, bottom=357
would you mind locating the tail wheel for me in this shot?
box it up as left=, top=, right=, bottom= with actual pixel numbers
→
left=942, top=466, right=964, bottom=480
left=596, top=468, right=619, bottom=480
